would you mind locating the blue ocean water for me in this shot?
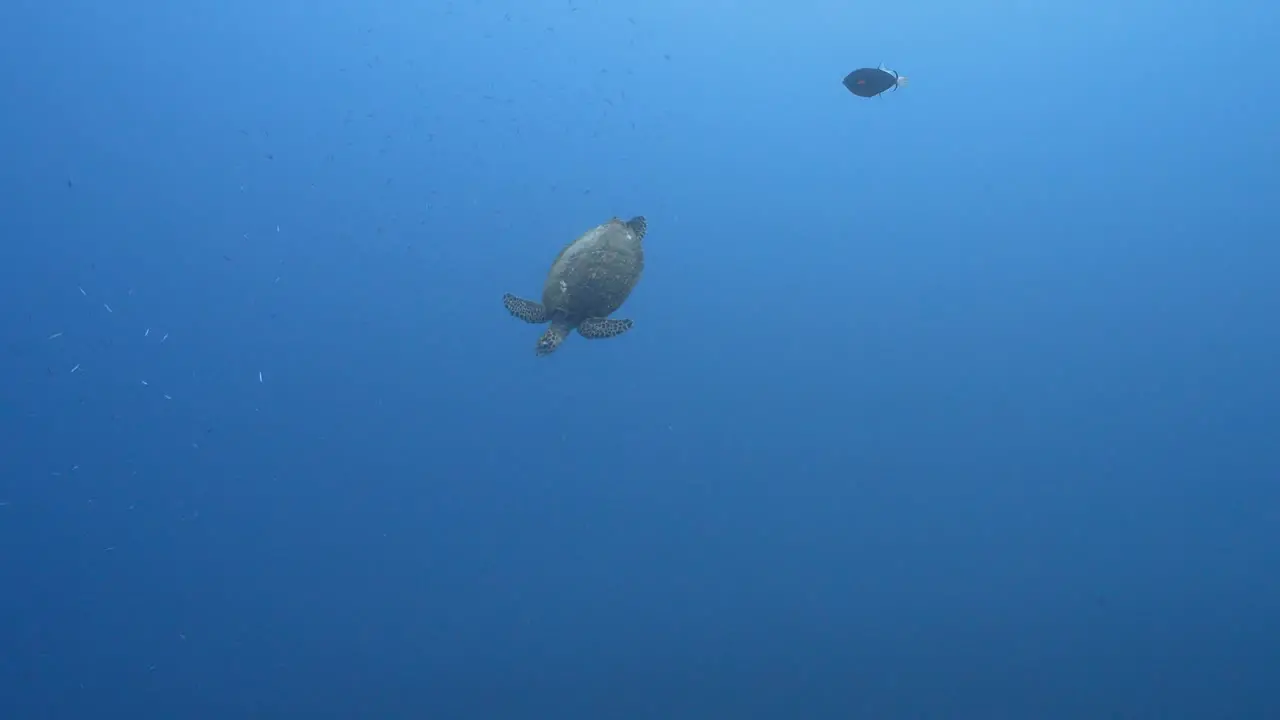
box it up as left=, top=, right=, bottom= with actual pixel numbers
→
left=1, top=1, right=1277, bottom=717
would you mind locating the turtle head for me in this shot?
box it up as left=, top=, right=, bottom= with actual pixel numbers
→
left=535, top=319, right=570, bottom=356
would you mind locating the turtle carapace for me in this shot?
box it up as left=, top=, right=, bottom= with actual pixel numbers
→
left=503, top=216, right=648, bottom=356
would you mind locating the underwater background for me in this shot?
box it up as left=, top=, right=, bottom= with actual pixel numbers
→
left=1, top=0, right=1278, bottom=717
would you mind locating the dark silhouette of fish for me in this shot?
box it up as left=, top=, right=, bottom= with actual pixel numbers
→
left=843, top=66, right=908, bottom=98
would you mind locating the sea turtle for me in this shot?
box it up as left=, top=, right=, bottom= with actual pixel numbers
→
left=502, top=215, right=648, bottom=356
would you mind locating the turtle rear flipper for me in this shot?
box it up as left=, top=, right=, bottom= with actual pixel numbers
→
left=503, top=293, right=548, bottom=323
left=578, top=317, right=633, bottom=339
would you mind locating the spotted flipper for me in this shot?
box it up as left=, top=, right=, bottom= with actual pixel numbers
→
left=503, top=293, right=547, bottom=324
left=578, top=317, right=633, bottom=339
left=624, top=216, right=647, bottom=241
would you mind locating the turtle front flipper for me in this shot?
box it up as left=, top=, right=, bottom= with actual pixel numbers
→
left=578, top=317, right=633, bottom=339
left=503, top=293, right=548, bottom=323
